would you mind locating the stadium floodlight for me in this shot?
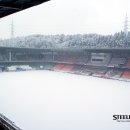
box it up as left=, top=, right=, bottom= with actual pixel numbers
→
left=11, top=17, right=14, bottom=38
left=124, top=14, right=129, bottom=35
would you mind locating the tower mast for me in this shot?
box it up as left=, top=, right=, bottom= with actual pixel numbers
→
left=124, top=14, right=128, bottom=35
left=11, top=17, right=14, bottom=38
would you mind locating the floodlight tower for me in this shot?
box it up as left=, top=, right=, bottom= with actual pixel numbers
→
left=124, top=14, right=128, bottom=35
left=9, top=17, right=15, bottom=61
left=11, top=17, right=14, bottom=38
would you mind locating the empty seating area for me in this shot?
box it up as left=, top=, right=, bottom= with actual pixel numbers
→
left=43, top=63, right=55, bottom=70
left=122, top=71, right=130, bottom=79
left=75, top=57, right=89, bottom=64
left=108, top=58, right=126, bottom=67
left=53, top=64, right=65, bottom=71
left=56, top=55, right=76, bottom=63
left=0, top=68, right=2, bottom=72
left=80, top=67, right=93, bottom=76
left=126, top=59, right=130, bottom=67
left=91, top=68, right=107, bottom=77
left=1, top=47, right=130, bottom=82
left=37, top=61, right=130, bottom=82
left=80, top=67, right=107, bottom=77
left=105, top=69, right=123, bottom=79
left=0, top=53, right=8, bottom=61
left=0, top=55, right=3, bottom=61
left=55, top=55, right=89, bottom=64
left=71, top=65, right=84, bottom=74
left=61, top=65, right=74, bottom=72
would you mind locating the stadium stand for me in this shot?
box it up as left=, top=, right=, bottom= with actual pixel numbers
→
left=71, top=65, right=85, bottom=74
left=80, top=66, right=107, bottom=77
left=75, top=56, right=89, bottom=64
left=0, top=54, right=3, bottom=61
left=126, top=58, right=130, bottom=67
left=53, top=64, right=65, bottom=71
left=105, top=69, right=123, bottom=79
left=55, top=54, right=89, bottom=64
left=0, top=68, right=2, bottom=72
left=0, top=53, right=8, bottom=61
left=108, top=58, right=126, bottom=67
left=91, top=68, right=107, bottom=77
left=63, top=57, right=76, bottom=63
left=87, top=53, right=111, bottom=66
left=0, top=47, right=130, bottom=82
left=80, top=67, right=93, bottom=76
left=61, top=65, right=74, bottom=72
left=44, top=63, right=55, bottom=70
left=0, top=113, right=21, bottom=130
left=0, top=0, right=49, bottom=19
left=122, top=71, right=130, bottom=79
left=56, top=55, right=75, bottom=64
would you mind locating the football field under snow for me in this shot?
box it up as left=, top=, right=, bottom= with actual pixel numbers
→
left=0, top=70, right=130, bottom=130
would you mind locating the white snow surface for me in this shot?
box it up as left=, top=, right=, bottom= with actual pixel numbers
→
left=0, top=70, right=130, bottom=130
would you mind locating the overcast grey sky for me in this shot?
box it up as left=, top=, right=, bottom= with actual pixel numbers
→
left=0, top=0, right=130, bottom=39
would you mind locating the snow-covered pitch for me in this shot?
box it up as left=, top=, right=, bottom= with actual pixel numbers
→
left=0, top=70, right=130, bottom=130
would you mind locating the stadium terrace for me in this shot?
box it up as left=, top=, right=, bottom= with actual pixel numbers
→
left=0, top=47, right=130, bottom=82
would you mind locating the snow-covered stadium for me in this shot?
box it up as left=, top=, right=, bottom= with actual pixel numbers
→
left=0, top=0, right=130, bottom=130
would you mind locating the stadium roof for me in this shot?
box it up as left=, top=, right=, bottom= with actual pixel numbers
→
left=1, top=46, right=130, bottom=53
left=0, top=0, right=49, bottom=18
